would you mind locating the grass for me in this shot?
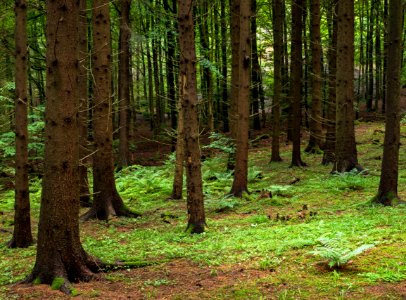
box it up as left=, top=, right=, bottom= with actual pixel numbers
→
left=0, top=121, right=405, bottom=299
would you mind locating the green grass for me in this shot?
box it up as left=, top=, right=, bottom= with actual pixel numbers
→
left=0, top=121, right=405, bottom=299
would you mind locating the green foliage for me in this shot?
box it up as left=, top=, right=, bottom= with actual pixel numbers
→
left=51, top=277, right=65, bottom=290
left=309, top=233, right=375, bottom=268
left=203, top=132, right=235, bottom=154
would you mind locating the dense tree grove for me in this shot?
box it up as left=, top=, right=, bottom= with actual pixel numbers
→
left=0, top=0, right=404, bottom=293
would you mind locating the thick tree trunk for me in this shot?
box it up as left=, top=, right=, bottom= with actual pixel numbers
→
left=9, top=0, right=33, bottom=248
left=25, top=0, right=101, bottom=292
left=178, top=0, right=206, bottom=233
left=78, top=0, right=91, bottom=207
left=305, top=0, right=323, bottom=153
left=374, top=0, right=403, bottom=205
left=230, top=0, right=251, bottom=196
left=332, top=0, right=362, bottom=173
left=82, top=0, right=136, bottom=221
left=118, top=0, right=131, bottom=168
left=271, top=0, right=283, bottom=162
left=290, top=0, right=307, bottom=167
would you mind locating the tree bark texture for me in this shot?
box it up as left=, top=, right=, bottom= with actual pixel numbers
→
left=172, top=93, right=185, bottom=200
left=250, top=0, right=261, bottom=130
left=332, top=0, right=361, bottom=173
left=375, top=0, right=403, bottom=205
left=178, top=0, right=206, bottom=233
left=230, top=0, right=251, bottom=196
left=290, top=0, right=307, bottom=167
left=25, top=0, right=101, bottom=291
left=271, top=0, right=283, bottom=162
left=9, top=0, right=33, bottom=248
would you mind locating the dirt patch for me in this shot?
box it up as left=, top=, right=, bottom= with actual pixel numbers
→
left=349, top=281, right=406, bottom=299
left=7, top=259, right=270, bottom=299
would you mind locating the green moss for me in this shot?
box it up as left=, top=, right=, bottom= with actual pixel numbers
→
left=51, top=277, right=65, bottom=290
left=33, top=277, right=41, bottom=285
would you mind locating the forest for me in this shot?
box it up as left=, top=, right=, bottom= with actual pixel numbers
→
left=0, top=0, right=405, bottom=298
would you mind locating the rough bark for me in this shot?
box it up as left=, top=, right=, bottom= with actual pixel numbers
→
left=250, top=0, right=261, bottom=130
left=118, top=0, right=131, bottom=168
left=290, top=0, right=307, bottom=167
left=271, top=0, right=283, bottom=162
left=374, top=0, right=403, bottom=205
left=332, top=0, right=362, bottom=173
left=78, top=0, right=91, bottom=207
left=82, top=0, right=136, bottom=221
left=178, top=0, right=206, bottom=233
left=305, top=0, right=323, bottom=153
left=25, top=0, right=101, bottom=291
left=9, top=0, right=33, bottom=248
left=171, top=94, right=185, bottom=200
left=230, top=0, right=251, bottom=196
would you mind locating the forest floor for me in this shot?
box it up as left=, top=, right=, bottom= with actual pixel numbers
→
left=1, top=111, right=406, bottom=299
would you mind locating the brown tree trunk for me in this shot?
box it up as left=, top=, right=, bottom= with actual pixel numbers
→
left=332, top=0, right=362, bottom=173
left=171, top=95, right=184, bottom=200
left=178, top=0, right=206, bottom=233
left=290, top=0, right=307, bottom=167
left=230, top=0, right=251, bottom=196
left=271, top=0, right=283, bottom=162
left=305, top=0, right=323, bottom=153
left=9, top=0, right=33, bottom=248
left=118, top=0, right=131, bottom=168
left=25, top=0, right=101, bottom=292
left=78, top=0, right=91, bottom=207
left=82, top=0, right=137, bottom=221
left=374, top=0, right=403, bottom=205
left=250, top=0, right=261, bottom=131
left=220, top=0, right=229, bottom=132
left=322, top=0, right=337, bottom=165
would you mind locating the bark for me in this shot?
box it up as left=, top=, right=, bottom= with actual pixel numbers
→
left=271, top=0, right=283, bottom=162
left=78, top=0, right=91, bottom=207
left=178, top=0, right=206, bottom=233
left=220, top=0, right=229, bottom=132
left=230, top=0, right=251, bottom=196
left=25, top=0, right=101, bottom=291
left=82, top=0, right=137, bottom=221
left=290, top=0, right=307, bottom=167
left=171, top=95, right=184, bottom=200
left=322, top=0, right=337, bottom=165
left=374, top=0, right=403, bottom=205
left=230, top=0, right=240, bottom=138
left=305, top=0, right=323, bottom=153
left=118, top=0, right=131, bottom=168
left=332, top=0, right=362, bottom=173
left=9, top=0, right=33, bottom=248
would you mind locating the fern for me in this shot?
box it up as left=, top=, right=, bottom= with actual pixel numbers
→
left=309, top=234, right=374, bottom=268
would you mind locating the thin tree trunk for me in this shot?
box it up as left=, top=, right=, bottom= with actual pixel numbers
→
left=250, top=0, right=261, bottom=130
left=171, top=95, right=184, bottom=200
left=9, top=0, right=33, bottom=248
left=220, top=0, right=229, bottom=132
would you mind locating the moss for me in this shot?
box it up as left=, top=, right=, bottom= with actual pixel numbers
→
left=51, top=277, right=65, bottom=290
left=33, top=277, right=41, bottom=285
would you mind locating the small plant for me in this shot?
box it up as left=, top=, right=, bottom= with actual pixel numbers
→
left=309, top=234, right=374, bottom=268
left=203, top=132, right=235, bottom=154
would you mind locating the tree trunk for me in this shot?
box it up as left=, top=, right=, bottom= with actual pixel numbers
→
left=230, top=0, right=251, bottom=196
left=78, top=0, right=91, bottom=207
left=332, top=0, right=362, bottom=173
left=118, top=0, right=131, bottom=168
left=305, top=0, right=323, bottom=153
left=374, top=0, right=403, bottom=205
left=322, top=0, right=337, bottom=165
left=9, top=0, right=33, bottom=248
left=178, top=0, right=206, bottom=233
left=290, top=0, right=307, bottom=167
left=171, top=94, right=184, bottom=200
left=271, top=0, right=283, bottom=162
left=220, top=0, right=229, bottom=132
left=25, top=0, right=101, bottom=292
left=82, top=0, right=136, bottom=221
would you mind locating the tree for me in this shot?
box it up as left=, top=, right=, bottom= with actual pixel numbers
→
left=82, top=0, right=136, bottom=220
left=332, top=0, right=362, bottom=173
left=24, top=0, right=101, bottom=291
left=374, top=0, right=403, bottom=205
left=9, top=0, right=33, bottom=248
left=250, top=0, right=261, bottom=130
left=271, top=0, right=283, bottom=162
left=118, top=0, right=131, bottom=168
left=78, top=0, right=91, bottom=207
left=178, top=0, right=206, bottom=233
left=305, top=0, right=323, bottom=153
left=290, top=0, right=307, bottom=167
